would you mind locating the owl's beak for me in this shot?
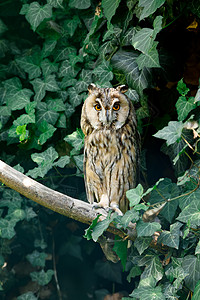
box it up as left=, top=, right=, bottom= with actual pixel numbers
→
left=106, top=110, right=110, bottom=123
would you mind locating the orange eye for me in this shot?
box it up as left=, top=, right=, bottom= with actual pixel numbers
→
left=113, top=103, right=120, bottom=111
left=94, top=103, right=102, bottom=111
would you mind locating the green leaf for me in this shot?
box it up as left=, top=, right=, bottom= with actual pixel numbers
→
left=177, top=199, right=200, bottom=227
left=120, top=209, right=139, bottom=228
left=111, top=50, right=151, bottom=96
left=134, top=237, right=152, bottom=255
left=26, top=147, right=58, bottom=178
left=84, top=215, right=101, bottom=240
left=113, top=238, right=128, bottom=270
left=137, top=42, right=160, bottom=70
left=91, top=213, right=117, bottom=242
left=138, top=0, right=166, bottom=20
left=36, top=103, right=59, bottom=125
left=47, top=0, right=64, bottom=8
left=193, top=280, right=200, bottom=300
left=158, top=222, right=182, bottom=249
left=182, top=255, right=200, bottom=291
left=102, top=0, right=121, bottom=23
left=26, top=250, right=47, bottom=267
left=177, top=78, right=190, bottom=96
left=30, top=269, right=54, bottom=286
left=17, top=292, right=37, bottom=300
left=41, top=59, right=58, bottom=77
left=130, top=285, right=165, bottom=300
left=16, top=125, right=28, bottom=141
left=127, top=266, right=142, bottom=283
left=138, top=255, right=164, bottom=282
left=38, top=120, right=56, bottom=145
left=42, top=39, right=57, bottom=58
left=176, top=96, right=196, bottom=121
left=4, top=77, right=33, bottom=110
left=136, top=220, right=161, bottom=237
left=126, top=184, right=144, bottom=207
left=67, top=87, right=83, bottom=108
left=148, top=178, right=180, bottom=222
left=64, top=130, right=84, bottom=152
left=59, top=60, right=78, bottom=78
left=22, top=2, right=52, bottom=31
left=16, top=56, right=41, bottom=80
left=0, top=219, right=16, bottom=239
left=53, top=155, right=70, bottom=168
left=93, top=60, right=113, bottom=84
left=64, top=15, right=81, bottom=37
left=153, top=121, right=184, bottom=146
left=69, top=0, right=91, bottom=9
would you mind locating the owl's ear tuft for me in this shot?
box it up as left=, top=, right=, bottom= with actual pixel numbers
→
left=88, top=83, right=97, bottom=93
left=117, top=85, right=128, bottom=93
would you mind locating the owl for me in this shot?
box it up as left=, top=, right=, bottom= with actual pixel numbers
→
left=81, top=84, right=139, bottom=215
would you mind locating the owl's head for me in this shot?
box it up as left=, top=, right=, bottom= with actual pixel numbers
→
left=82, top=84, right=133, bottom=131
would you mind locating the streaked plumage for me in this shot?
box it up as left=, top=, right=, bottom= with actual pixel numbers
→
left=81, top=84, right=139, bottom=215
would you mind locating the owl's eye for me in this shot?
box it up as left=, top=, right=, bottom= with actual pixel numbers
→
left=113, top=103, right=120, bottom=111
left=94, top=103, right=102, bottom=111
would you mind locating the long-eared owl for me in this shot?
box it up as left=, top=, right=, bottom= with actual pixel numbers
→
left=81, top=84, right=140, bottom=215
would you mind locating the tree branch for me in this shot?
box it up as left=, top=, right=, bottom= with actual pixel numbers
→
left=0, top=160, right=136, bottom=240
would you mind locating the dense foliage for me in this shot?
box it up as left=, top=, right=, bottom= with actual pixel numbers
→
left=1, top=0, right=200, bottom=299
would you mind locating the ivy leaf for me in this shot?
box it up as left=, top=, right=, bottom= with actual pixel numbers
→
left=134, top=237, right=152, bottom=255
left=91, top=213, right=117, bottom=242
left=64, top=130, right=84, bottom=153
left=137, top=42, right=160, bottom=70
left=111, top=50, right=151, bottom=96
left=26, top=147, right=58, bottom=178
left=177, top=78, right=190, bottom=96
left=53, top=155, right=70, bottom=168
left=30, top=269, right=54, bottom=286
left=16, top=125, right=28, bottom=141
left=93, top=60, right=113, bottom=85
left=153, top=121, right=184, bottom=146
left=126, top=184, right=144, bottom=207
left=36, top=103, right=59, bottom=125
left=17, top=292, right=37, bottom=300
left=59, top=60, right=78, bottom=78
left=158, top=222, right=182, bottom=249
left=47, top=0, right=64, bottom=8
left=113, top=238, right=128, bottom=270
left=41, top=59, right=58, bottom=77
left=120, top=209, right=139, bottom=228
left=69, top=0, right=91, bottom=9
left=16, top=56, right=41, bottom=80
left=136, top=220, right=161, bottom=237
left=130, top=285, right=165, bottom=300
left=139, top=255, right=164, bottom=282
left=182, top=255, right=200, bottom=291
left=138, top=0, right=166, bottom=20
left=26, top=250, right=47, bottom=267
left=21, top=2, right=52, bottom=31
left=132, top=16, right=162, bottom=53
left=4, top=77, right=33, bottom=110
left=38, top=120, right=56, bottom=145
left=193, top=280, right=200, bottom=300
left=177, top=199, right=200, bottom=227
left=0, top=219, right=16, bottom=239
left=67, top=86, right=83, bottom=107
left=101, top=0, right=121, bottom=23
left=42, top=39, right=57, bottom=58
left=64, top=15, right=81, bottom=37
left=84, top=215, right=101, bottom=240
left=73, top=154, right=84, bottom=172
left=176, top=96, right=196, bottom=121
